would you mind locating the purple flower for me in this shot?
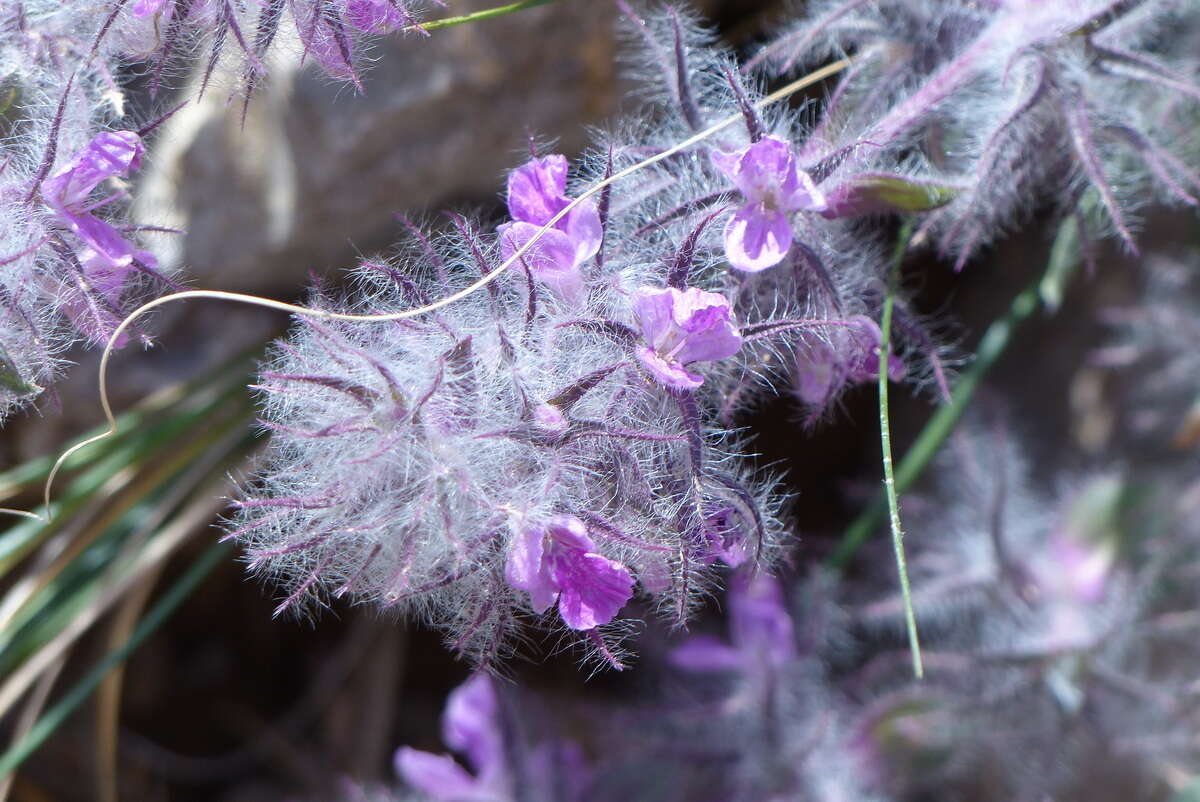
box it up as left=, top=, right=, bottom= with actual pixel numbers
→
left=632, top=286, right=743, bottom=390
left=711, top=136, right=826, bottom=272
left=670, top=572, right=797, bottom=673
left=794, top=316, right=905, bottom=408
left=497, top=155, right=601, bottom=302
left=396, top=674, right=509, bottom=801
left=40, top=131, right=157, bottom=343
left=505, top=515, right=634, bottom=631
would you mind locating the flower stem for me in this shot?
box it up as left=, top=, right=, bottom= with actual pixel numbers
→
left=878, top=221, right=923, bottom=679
left=418, top=0, right=558, bottom=32
left=831, top=216, right=1078, bottom=570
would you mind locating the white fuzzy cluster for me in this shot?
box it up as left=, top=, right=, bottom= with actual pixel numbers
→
left=233, top=243, right=787, bottom=661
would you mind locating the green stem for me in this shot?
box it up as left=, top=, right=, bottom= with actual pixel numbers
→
left=877, top=222, right=923, bottom=679
left=419, top=0, right=557, bottom=31
left=831, top=219, right=1073, bottom=570
left=0, top=541, right=230, bottom=780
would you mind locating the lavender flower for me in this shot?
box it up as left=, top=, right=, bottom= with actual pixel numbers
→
left=670, top=572, right=796, bottom=672
left=498, top=155, right=602, bottom=303
left=40, top=131, right=157, bottom=344
left=396, top=674, right=509, bottom=801
left=711, top=136, right=827, bottom=272
left=632, top=286, right=742, bottom=390
left=394, top=673, right=592, bottom=802
left=505, top=515, right=634, bottom=631
left=794, top=315, right=905, bottom=410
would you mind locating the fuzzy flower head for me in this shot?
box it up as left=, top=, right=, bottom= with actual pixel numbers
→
left=396, top=674, right=509, bottom=801
left=633, top=286, right=743, bottom=390
left=505, top=515, right=634, bottom=631
left=711, top=136, right=827, bottom=272
left=498, top=155, right=602, bottom=303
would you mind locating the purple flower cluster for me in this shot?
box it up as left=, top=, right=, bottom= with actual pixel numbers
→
left=233, top=0, right=1200, bottom=668
left=340, top=432, right=1200, bottom=801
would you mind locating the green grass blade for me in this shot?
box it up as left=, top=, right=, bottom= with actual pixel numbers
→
left=0, top=540, right=230, bottom=781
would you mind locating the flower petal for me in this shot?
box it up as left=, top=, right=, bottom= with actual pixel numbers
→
left=723, top=202, right=792, bottom=272
left=631, top=287, right=675, bottom=349
left=534, top=517, right=634, bottom=630
left=506, top=155, right=569, bottom=225
left=505, top=522, right=557, bottom=614
left=730, top=574, right=797, bottom=666
left=563, top=201, right=602, bottom=264
left=635, top=346, right=704, bottom=390
left=395, top=748, right=494, bottom=801
left=42, top=131, right=144, bottom=211
left=64, top=213, right=138, bottom=268
left=671, top=297, right=742, bottom=365
left=729, top=136, right=797, bottom=200
left=499, top=222, right=584, bottom=303
left=669, top=635, right=744, bottom=672
left=785, top=166, right=828, bottom=213
left=443, top=675, right=503, bottom=779
left=554, top=550, right=634, bottom=630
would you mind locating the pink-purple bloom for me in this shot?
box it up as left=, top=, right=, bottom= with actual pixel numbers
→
left=711, top=136, right=827, bottom=272
left=632, top=286, right=743, bottom=390
left=396, top=674, right=509, bottom=801
left=670, top=572, right=797, bottom=673
left=40, top=131, right=157, bottom=343
left=498, top=155, right=602, bottom=303
left=505, top=515, right=634, bottom=631
left=794, top=316, right=905, bottom=408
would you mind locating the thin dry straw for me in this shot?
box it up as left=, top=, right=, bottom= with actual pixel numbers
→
left=37, top=58, right=851, bottom=517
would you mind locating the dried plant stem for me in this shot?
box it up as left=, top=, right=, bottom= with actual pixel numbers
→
left=0, top=656, right=63, bottom=802
left=878, top=222, right=922, bottom=679
left=39, top=58, right=851, bottom=515
left=0, top=477, right=236, bottom=720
